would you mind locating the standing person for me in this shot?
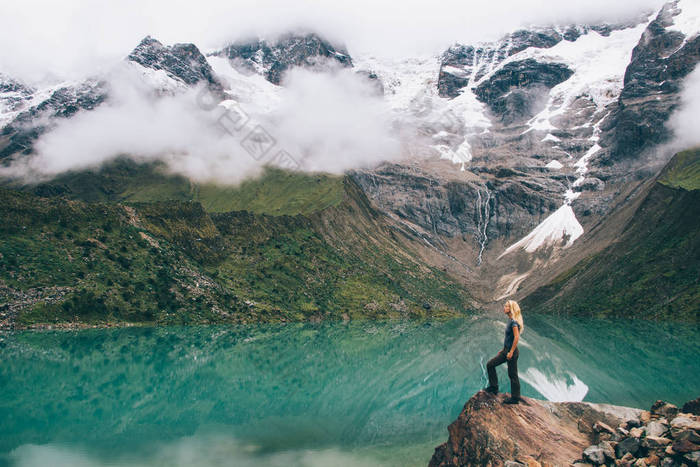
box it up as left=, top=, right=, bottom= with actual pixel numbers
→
left=484, top=300, right=523, bottom=404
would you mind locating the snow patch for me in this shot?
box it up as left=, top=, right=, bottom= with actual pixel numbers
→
left=499, top=204, right=584, bottom=258
left=545, top=160, right=563, bottom=170
left=441, top=65, right=469, bottom=77
left=126, top=60, right=187, bottom=94
left=206, top=56, right=281, bottom=113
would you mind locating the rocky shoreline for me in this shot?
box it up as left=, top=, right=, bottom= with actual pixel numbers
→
left=429, top=391, right=700, bottom=467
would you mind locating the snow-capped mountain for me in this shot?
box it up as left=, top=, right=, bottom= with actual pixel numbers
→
left=0, top=0, right=698, bottom=302
left=211, top=32, right=353, bottom=85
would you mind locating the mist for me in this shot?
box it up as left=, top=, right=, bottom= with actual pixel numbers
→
left=1, top=62, right=400, bottom=184
left=668, top=65, right=700, bottom=152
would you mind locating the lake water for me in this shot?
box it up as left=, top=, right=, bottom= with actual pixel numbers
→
left=1, top=313, right=698, bottom=467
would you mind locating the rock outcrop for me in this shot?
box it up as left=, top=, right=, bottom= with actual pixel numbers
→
left=429, top=391, right=700, bottom=467
left=429, top=390, right=642, bottom=466
left=473, top=59, right=574, bottom=125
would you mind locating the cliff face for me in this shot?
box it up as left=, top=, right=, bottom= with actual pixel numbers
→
left=429, top=390, right=641, bottom=467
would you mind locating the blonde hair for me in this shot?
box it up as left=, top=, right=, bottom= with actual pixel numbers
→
left=506, top=300, right=524, bottom=333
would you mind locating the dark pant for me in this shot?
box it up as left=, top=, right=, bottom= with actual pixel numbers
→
left=486, top=347, right=520, bottom=398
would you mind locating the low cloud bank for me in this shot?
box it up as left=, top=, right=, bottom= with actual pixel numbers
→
left=2, top=63, right=401, bottom=184
left=668, top=65, right=700, bottom=152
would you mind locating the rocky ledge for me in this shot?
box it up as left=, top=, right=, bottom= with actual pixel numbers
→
left=429, top=391, right=700, bottom=467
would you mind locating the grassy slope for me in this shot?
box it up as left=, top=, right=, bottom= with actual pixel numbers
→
left=522, top=149, right=700, bottom=322
left=26, top=159, right=344, bottom=215
left=658, top=147, right=700, bottom=191
left=0, top=170, right=472, bottom=328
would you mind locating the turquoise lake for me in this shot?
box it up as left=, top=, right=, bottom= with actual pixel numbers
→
left=1, top=313, right=698, bottom=467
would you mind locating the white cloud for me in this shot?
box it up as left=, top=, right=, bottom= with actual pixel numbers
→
left=270, top=67, right=399, bottom=173
left=0, top=0, right=664, bottom=85
left=668, top=64, right=700, bottom=151
left=1, top=62, right=401, bottom=183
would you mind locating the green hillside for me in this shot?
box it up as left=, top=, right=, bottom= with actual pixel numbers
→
left=0, top=172, right=473, bottom=329
left=522, top=149, right=700, bottom=322
left=25, top=159, right=345, bottom=215
left=658, top=147, right=700, bottom=191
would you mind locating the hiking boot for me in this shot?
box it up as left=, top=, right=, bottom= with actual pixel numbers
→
left=484, top=386, right=498, bottom=395
left=503, top=396, right=520, bottom=404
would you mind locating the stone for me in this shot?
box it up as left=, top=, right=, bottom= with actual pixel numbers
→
left=659, top=458, right=676, bottom=467
left=672, top=438, right=700, bottom=454
left=505, top=462, right=525, bottom=467
left=682, top=397, right=700, bottom=416
left=618, top=427, right=631, bottom=437
left=619, top=452, right=636, bottom=467
left=597, top=441, right=616, bottom=460
left=651, top=401, right=679, bottom=420
left=645, top=420, right=669, bottom=438
left=642, top=436, right=672, bottom=450
left=633, top=459, right=647, bottom=467
left=616, top=437, right=641, bottom=458
left=630, top=427, right=644, bottom=438
left=644, top=453, right=660, bottom=465
left=640, top=411, right=652, bottom=424
left=584, top=445, right=607, bottom=464
left=594, top=421, right=616, bottom=434
left=627, top=419, right=643, bottom=428
left=675, top=429, right=700, bottom=445
left=683, top=450, right=700, bottom=464
left=670, top=415, right=700, bottom=437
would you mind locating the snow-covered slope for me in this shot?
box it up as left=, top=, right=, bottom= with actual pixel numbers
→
left=499, top=204, right=583, bottom=257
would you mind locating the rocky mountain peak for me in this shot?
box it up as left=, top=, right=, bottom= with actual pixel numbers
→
left=127, top=35, right=223, bottom=92
left=597, top=0, right=700, bottom=164
left=214, top=32, right=353, bottom=85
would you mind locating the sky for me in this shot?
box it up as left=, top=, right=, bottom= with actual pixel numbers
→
left=0, top=0, right=664, bottom=84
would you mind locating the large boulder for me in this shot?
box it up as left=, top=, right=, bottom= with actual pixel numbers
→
left=429, top=390, right=640, bottom=466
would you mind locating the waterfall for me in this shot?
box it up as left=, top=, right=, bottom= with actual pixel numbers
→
left=475, top=187, right=491, bottom=266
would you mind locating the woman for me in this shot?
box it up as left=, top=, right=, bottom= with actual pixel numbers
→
left=484, top=300, right=523, bottom=404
